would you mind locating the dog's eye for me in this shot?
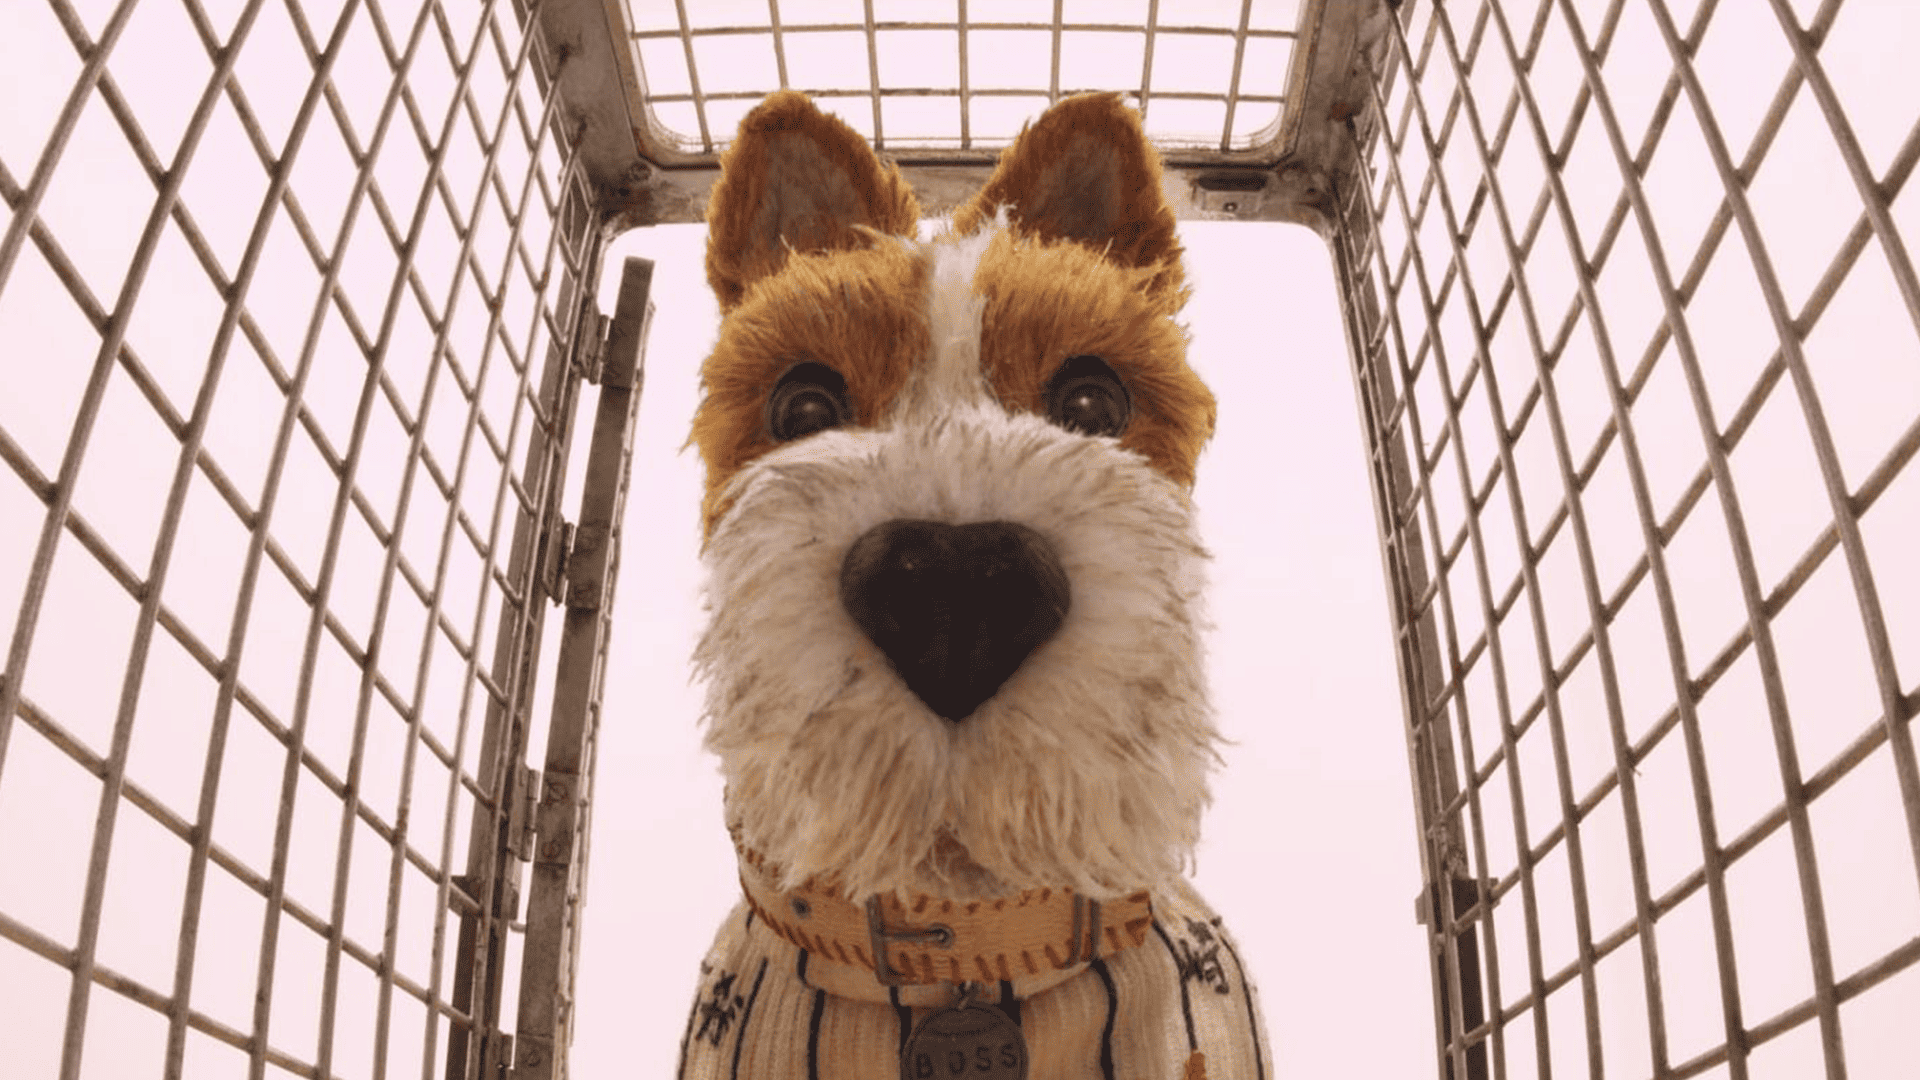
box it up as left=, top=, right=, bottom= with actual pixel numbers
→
left=1044, top=355, right=1130, bottom=437
left=767, top=362, right=852, bottom=441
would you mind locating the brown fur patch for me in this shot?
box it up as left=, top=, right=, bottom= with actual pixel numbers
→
left=691, top=242, right=931, bottom=535
left=696, top=90, right=1212, bottom=537
left=704, top=90, right=921, bottom=313
left=950, top=93, right=1186, bottom=304
left=974, top=229, right=1215, bottom=490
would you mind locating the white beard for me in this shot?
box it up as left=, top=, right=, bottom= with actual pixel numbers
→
left=695, top=393, right=1221, bottom=902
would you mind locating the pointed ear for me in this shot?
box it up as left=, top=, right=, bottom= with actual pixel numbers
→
left=951, top=93, right=1184, bottom=302
left=705, top=92, right=922, bottom=312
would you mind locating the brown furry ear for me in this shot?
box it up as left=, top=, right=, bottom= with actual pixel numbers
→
left=951, top=93, right=1185, bottom=303
left=705, top=92, right=922, bottom=312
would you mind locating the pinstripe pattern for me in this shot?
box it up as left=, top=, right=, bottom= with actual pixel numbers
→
left=1092, top=959, right=1119, bottom=1079
left=1150, top=920, right=1200, bottom=1055
left=731, top=960, right=768, bottom=1080
left=678, top=880, right=1268, bottom=1079
left=1215, top=933, right=1264, bottom=1080
left=679, top=972, right=703, bottom=1080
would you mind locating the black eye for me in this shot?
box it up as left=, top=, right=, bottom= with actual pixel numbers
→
left=1044, top=355, right=1130, bottom=437
left=768, top=362, right=852, bottom=441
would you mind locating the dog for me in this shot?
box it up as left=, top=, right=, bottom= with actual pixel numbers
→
left=678, top=91, right=1270, bottom=1080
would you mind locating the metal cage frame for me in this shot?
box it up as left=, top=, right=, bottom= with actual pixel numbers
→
left=3, top=0, right=1916, bottom=1077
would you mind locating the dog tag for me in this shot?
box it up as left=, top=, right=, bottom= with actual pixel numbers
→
left=900, top=996, right=1027, bottom=1080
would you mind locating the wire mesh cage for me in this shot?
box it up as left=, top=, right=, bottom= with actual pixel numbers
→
left=1344, top=1, right=1920, bottom=1077
left=3, top=0, right=1917, bottom=1078
left=0, top=0, right=642, bottom=1075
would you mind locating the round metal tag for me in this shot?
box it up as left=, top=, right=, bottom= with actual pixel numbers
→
left=900, top=1002, right=1028, bottom=1080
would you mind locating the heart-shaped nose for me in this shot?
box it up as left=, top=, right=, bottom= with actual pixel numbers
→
left=838, top=520, right=1071, bottom=721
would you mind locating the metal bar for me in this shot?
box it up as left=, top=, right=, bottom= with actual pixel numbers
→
left=1220, top=0, right=1254, bottom=151
left=377, top=8, right=569, bottom=1078
left=768, top=0, right=790, bottom=90
left=0, top=0, right=144, bottom=802
left=509, top=256, right=650, bottom=1080
left=1346, top=39, right=1511, bottom=1077
left=1330, top=154, right=1487, bottom=1080
left=445, top=66, right=596, bottom=1080
left=1138, top=0, right=1160, bottom=126
left=636, top=85, right=1288, bottom=106
left=956, top=0, right=969, bottom=148
left=313, top=0, right=522, bottom=1067
left=1629, top=0, right=1853, bottom=1072
left=1756, top=0, right=1920, bottom=911
left=236, top=0, right=464, bottom=1071
left=1049, top=0, right=1062, bottom=103
left=671, top=0, right=712, bottom=153
left=863, top=0, right=883, bottom=145
left=1473, top=1, right=1766, bottom=1073
left=0, top=0, right=138, bottom=292
left=1397, top=6, right=1625, bottom=1073
left=0, top=0, right=596, bottom=1074
left=321, top=4, right=556, bottom=1079
left=1410, top=5, right=1679, bottom=1077
left=1365, top=42, right=1561, bottom=1080
left=50, top=0, right=287, bottom=1070
left=630, top=20, right=1300, bottom=40
left=1353, top=0, right=1920, bottom=1075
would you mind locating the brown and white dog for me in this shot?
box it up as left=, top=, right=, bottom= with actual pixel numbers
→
left=679, top=91, right=1270, bottom=1080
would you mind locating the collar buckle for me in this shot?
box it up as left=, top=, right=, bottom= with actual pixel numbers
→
left=865, top=896, right=955, bottom=986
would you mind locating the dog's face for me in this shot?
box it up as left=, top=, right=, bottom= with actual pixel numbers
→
left=692, top=92, right=1221, bottom=902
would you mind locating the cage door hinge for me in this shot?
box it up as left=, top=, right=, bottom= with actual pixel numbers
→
left=574, top=311, right=610, bottom=385
left=451, top=873, right=519, bottom=922
left=507, top=765, right=540, bottom=861
left=533, top=515, right=610, bottom=611
left=479, top=1031, right=515, bottom=1079
left=537, top=518, right=575, bottom=607
left=1415, top=876, right=1493, bottom=925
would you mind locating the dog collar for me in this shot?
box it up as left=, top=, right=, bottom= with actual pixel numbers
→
left=736, top=848, right=1154, bottom=997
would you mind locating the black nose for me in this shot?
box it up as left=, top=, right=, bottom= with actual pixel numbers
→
left=839, top=520, right=1071, bottom=722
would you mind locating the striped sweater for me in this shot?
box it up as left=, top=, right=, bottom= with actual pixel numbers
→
left=676, top=878, right=1270, bottom=1079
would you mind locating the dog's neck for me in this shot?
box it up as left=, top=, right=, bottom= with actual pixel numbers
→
left=734, top=839, right=1155, bottom=1006
left=920, top=830, right=1008, bottom=898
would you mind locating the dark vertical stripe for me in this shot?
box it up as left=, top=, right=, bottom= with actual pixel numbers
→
left=676, top=982, right=702, bottom=1080
left=728, top=958, right=769, bottom=1080
left=891, top=985, right=914, bottom=1064
left=1092, top=958, right=1118, bottom=1080
left=997, top=979, right=1021, bottom=1029
left=1151, top=919, right=1198, bottom=1052
left=1217, top=934, right=1266, bottom=1080
left=797, top=941, right=821, bottom=1080
left=806, top=986, right=827, bottom=1080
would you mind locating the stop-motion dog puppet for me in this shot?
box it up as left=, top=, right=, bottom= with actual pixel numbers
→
left=678, top=90, right=1271, bottom=1080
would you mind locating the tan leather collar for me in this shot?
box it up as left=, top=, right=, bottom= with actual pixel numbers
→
left=737, top=848, right=1153, bottom=1001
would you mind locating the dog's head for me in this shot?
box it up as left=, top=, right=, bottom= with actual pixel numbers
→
left=692, top=92, right=1221, bottom=902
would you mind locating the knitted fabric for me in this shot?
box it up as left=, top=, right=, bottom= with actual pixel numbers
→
left=676, top=877, right=1270, bottom=1079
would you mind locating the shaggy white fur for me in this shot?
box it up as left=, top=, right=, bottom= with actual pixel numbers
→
left=696, top=224, right=1223, bottom=904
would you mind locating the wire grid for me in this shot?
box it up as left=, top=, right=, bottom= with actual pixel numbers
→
left=626, top=0, right=1305, bottom=158
left=0, top=0, right=609, bottom=1074
left=1334, top=0, right=1920, bottom=1076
